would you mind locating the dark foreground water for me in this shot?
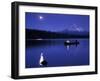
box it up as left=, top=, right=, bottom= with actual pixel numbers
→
left=25, top=39, right=89, bottom=68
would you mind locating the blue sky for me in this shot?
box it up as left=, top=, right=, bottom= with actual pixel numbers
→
left=25, top=12, right=89, bottom=32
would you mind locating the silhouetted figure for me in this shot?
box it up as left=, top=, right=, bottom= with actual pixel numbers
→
left=75, top=40, right=78, bottom=47
left=76, top=40, right=77, bottom=42
left=41, top=60, right=48, bottom=66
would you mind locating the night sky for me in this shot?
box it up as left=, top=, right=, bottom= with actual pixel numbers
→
left=25, top=12, right=89, bottom=32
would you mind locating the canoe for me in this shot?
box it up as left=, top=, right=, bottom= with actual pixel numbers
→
left=64, top=40, right=79, bottom=45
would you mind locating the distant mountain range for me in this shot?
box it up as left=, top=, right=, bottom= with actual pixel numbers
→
left=26, top=29, right=89, bottom=39
left=60, top=29, right=89, bottom=36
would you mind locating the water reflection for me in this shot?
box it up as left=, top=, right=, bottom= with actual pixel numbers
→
left=39, top=52, right=48, bottom=66
left=26, top=39, right=89, bottom=68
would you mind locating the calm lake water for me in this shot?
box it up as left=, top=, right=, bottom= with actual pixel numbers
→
left=25, top=39, right=89, bottom=68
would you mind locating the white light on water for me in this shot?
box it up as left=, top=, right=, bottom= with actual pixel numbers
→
left=39, top=16, right=43, bottom=20
left=67, top=46, right=69, bottom=50
left=39, top=52, right=44, bottom=65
